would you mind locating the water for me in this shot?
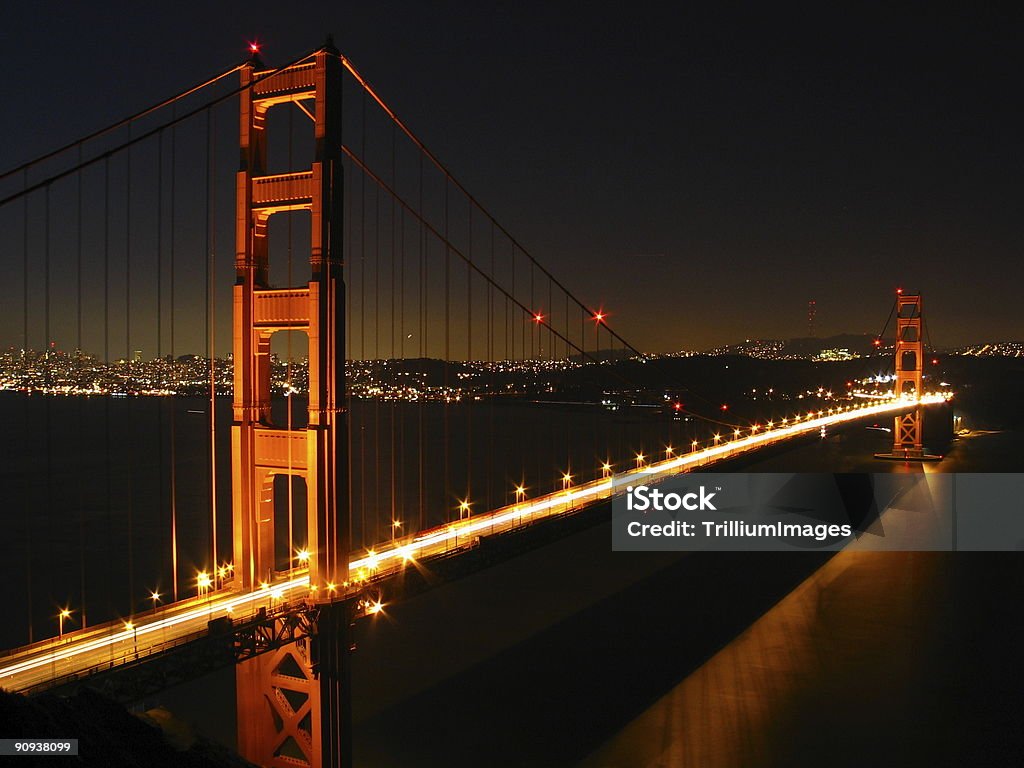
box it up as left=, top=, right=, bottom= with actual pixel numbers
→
left=576, top=428, right=1024, bottom=767
left=344, top=426, right=1024, bottom=767
left=0, top=391, right=684, bottom=649
left=4, top=392, right=1021, bottom=765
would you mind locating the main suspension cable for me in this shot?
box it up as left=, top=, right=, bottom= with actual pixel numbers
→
left=0, top=49, right=320, bottom=211
left=0, top=62, right=246, bottom=183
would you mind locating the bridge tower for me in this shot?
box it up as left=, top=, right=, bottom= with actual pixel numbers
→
left=876, top=291, right=938, bottom=461
left=232, top=41, right=351, bottom=768
left=891, top=292, right=923, bottom=457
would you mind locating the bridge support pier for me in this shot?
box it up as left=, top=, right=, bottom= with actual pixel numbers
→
left=237, top=636, right=322, bottom=766
left=236, top=600, right=353, bottom=768
left=311, top=602, right=353, bottom=768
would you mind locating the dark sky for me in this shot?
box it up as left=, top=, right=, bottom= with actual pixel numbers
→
left=2, top=2, right=1021, bottom=352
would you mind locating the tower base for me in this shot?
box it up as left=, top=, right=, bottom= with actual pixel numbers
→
left=874, top=450, right=942, bottom=462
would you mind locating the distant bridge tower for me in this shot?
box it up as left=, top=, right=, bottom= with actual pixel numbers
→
left=891, top=292, right=923, bottom=456
left=232, top=41, right=351, bottom=768
left=876, top=291, right=938, bottom=461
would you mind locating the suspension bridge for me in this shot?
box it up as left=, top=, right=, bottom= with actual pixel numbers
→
left=0, top=38, right=948, bottom=767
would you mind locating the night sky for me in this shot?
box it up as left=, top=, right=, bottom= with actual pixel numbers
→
left=1, top=3, right=1021, bottom=352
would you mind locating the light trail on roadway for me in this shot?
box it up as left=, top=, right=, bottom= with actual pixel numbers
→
left=0, top=394, right=947, bottom=694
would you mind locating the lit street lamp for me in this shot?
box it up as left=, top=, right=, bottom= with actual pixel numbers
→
left=124, top=621, right=137, bottom=658
left=58, top=608, right=71, bottom=640
left=197, top=571, right=213, bottom=617
left=150, top=591, right=165, bottom=644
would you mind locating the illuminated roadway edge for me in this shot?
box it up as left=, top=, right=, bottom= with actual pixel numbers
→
left=0, top=394, right=947, bottom=692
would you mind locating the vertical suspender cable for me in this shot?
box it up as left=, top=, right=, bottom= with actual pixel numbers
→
left=389, top=122, right=396, bottom=537
left=125, top=138, right=135, bottom=618
left=487, top=222, right=494, bottom=512
left=417, top=155, right=425, bottom=531
left=103, top=157, right=113, bottom=652
left=344, top=142, right=354, bottom=558
left=206, top=107, right=218, bottom=579
left=466, top=208, right=472, bottom=506
left=44, top=184, right=52, bottom=636
left=169, top=123, right=178, bottom=602
left=443, top=177, right=450, bottom=520
left=21, top=170, right=32, bottom=643
left=359, top=89, right=367, bottom=547
left=156, top=131, right=166, bottom=600
left=398, top=203, right=405, bottom=531
left=77, top=145, right=87, bottom=629
left=374, top=185, right=380, bottom=543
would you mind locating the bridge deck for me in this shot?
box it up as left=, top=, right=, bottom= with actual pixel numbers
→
left=0, top=396, right=944, bottom=695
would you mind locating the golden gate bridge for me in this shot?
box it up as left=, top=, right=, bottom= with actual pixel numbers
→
left=0, top=37, right=947, bottom=767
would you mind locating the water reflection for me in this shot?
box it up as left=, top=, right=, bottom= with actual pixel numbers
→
left=580, top=549, right=949, bottom=768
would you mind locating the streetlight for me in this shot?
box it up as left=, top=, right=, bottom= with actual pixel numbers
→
left=58, top=608, right=72, bottom=640
left=561, top=472, right=573, bottom=491
left=600, top=462, right=612, bottom=479
left=635, top=453, right=645, bottom=469
left=458, top=499, right=471, bottom=520
left=391, top=519, right=402, bottom=541
left=514, top=484, right=526, bottom=504
left=665, top=446, right=674, bottom=460
left=296, top=548, right=310, bottom=567
left=197, top=571, right=213, bottom=618
left=150, top=591, right=165, bottom=643
left=124, top=621, right=137, bottom=658
left=691, top=439, right=699, bottom=452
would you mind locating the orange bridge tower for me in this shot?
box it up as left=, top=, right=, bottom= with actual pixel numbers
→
left=232, top=40, right=351, bottom=768
left=875, top=291, right=939, bottom=461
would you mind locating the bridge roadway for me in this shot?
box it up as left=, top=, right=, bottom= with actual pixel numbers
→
left=0, top=395, right=946, bottom=695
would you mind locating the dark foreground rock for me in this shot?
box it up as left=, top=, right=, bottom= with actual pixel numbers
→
left=0, top=688, right=253, bottom=767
